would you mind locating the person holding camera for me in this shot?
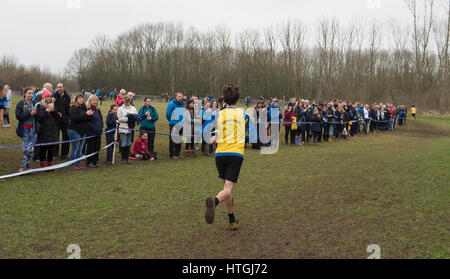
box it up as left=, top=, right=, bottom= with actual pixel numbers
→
left=15, top=87, right=39, bottom=172
left=138, top=97, right=159, bottom=157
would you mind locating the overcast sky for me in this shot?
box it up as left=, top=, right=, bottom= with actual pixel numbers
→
left=0, top=0, right=431, bottom=73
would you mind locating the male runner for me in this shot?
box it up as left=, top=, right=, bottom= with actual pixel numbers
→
left=205, top=83, right=248, bottom=231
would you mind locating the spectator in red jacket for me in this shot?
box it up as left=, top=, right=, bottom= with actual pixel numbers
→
left=114, top=89, right=127, bottom=106
left=283, top=104, right=298, bottom=146
left=132, top=132, right=154, bottom=160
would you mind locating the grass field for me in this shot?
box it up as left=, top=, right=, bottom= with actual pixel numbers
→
left=0, top=97, right=449, bottom=258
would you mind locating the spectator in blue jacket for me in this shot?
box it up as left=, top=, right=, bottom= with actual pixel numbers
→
left=268, top=100, right=283, bottom=126
left=358, top=103, right=365, bottom=134
left=165, top=92, right=185, bottom=159
left=139, top=97, right=159, bottom=155
left=85, top=95, right=104, bottom=168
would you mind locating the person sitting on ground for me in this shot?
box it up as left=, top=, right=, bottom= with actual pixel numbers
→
left=131, top=132, right=154, bottom=161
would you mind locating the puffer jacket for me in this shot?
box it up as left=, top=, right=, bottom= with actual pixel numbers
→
left=36, top=103, right=58, bottom=143
left=69, top=105, right=90, bottom=136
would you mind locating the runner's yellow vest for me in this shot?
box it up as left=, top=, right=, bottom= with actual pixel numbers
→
left=215, top=107, right=246, bottom=158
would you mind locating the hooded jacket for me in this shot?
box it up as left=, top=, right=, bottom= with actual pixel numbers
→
left=165, top=98, right=185, bottom=126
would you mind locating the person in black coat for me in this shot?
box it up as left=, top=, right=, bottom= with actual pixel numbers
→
left=85, top=95, right=104, bottom=168
left=349, top=106, right=359, bottom=137
left=252, top=101, right=265, bottom=150
left=36, top=91, right=58, bottom=168
left=310, top=108, right=322, bottom=143
left=68, top=93, right=93, bottom=169
left=294, top=101, right=305, bottom=145
left=53, top=83, right=71, bottom=159
left=303, top=101, right=313, bottom=144
left=105, top=104, right=119, bottom=164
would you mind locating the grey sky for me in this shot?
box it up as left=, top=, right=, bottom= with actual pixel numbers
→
left=0, top=0, right=429, bottom=73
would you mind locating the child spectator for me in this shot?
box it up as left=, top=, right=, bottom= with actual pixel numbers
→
left=105, top=104, right=119, bottom=165
left=132, top=132, right=154, bottom=160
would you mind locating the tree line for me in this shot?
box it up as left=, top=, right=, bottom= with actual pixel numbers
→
left=0, top=55, right=77, bottom=92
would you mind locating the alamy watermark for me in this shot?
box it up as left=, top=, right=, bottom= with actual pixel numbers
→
left=67, top=244, right=81, bottom=259
left=367, top=244, right=381, bottom=259
left=66, top=0, right=82, bottom=9
left=366, top=0, right=381, bottom=9
left=169, top=101, right=280, bottom=155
